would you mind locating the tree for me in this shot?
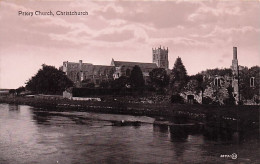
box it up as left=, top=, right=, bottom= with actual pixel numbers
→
left=170, top=57, right=188, bottom=94
left=129, top=65, right=145, bottom=91
left=239, top=66, right=259, bottom=101
left=223, top=85, right=235, bottom=105
left=171, top=94, right=184, bottom=104
left=149, top=68, right=169, bottom=93
left=99, top=81, right=110, bottom=89
left=16, top=86, right=25, bottom=95
left=187, top=74, right=208, bottom=102
left=9, top=89, right=16, bottom=96
left=26, top=64, right=73, bottom=94
left=200, top=68, right=232, bottom=77
left=111, top=76, right=129, bottom=89
left=82, top=79, right=95, bottom=88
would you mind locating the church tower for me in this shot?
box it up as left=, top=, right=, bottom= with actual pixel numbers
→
left=231, top=47, right=239, bottom=103
left=152, top=46, right=169, bottom=69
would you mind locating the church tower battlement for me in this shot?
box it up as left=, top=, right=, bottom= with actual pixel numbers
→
left=152, top=46, right=169, bottom=69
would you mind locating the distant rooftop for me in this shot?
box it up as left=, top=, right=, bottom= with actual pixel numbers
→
left=112, top=60, right=158, bottom=69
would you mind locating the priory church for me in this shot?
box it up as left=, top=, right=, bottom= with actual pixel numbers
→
left=61, top=46, right=169, bottom=87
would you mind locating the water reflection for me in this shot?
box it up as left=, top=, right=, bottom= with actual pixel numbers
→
left=153, top=121, right=242, bottom=144
left=172, top=140, right=187, bottom=161
left=169, top=126, right=188, bottom=142
left=32, top=111, right=51, bottom=125
left=155, top=115, right=252, bottom=144
left=8, top=104, right=20, bottom=111
left=0, top=104, right=259, bottom=164
left=203, top=125, right=233, bottom=142
left=153, top=124, right=169, bottom=133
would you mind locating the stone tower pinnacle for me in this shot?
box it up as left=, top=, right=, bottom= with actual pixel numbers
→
left=152, top=46, right=169, bottom=69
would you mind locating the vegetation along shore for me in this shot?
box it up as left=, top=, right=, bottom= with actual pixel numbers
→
left=1, top=96, right=258, bottom=133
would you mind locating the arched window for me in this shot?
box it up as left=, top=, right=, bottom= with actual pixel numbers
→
left=250, top=77, right=255, bottom=87
left=214, top=77, right=220, bottom=87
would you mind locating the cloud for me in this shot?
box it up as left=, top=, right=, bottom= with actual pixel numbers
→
left=0, top=0, right=259, bottom=88
left=0, top=1, right=85, bottom=48
left=95, top=1, right=200, bottom=29
left=94, top=30, right=135, bottom=42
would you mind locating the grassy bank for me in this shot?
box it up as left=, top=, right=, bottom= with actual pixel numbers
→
left=1, top=96, right=258, bottom=141
left=0, top=96, right=174, bottom=117
left=0, top=96, right=259, bottom=123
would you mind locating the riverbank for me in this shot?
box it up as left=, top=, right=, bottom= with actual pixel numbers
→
left=0, top=96, right=259, bottom=124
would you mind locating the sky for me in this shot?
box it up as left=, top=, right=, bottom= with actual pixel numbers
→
left=0, top=0, right=259, bottom=89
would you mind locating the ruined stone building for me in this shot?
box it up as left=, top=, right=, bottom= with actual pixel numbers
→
left=181, top=47, right=259, bottom=105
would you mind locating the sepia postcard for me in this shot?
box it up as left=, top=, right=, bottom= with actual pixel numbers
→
left=0, top=0, right=259, bottom=164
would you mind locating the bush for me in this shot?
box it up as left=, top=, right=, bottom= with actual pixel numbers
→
left=99, top=81, right=110, bottom=89
left=193, top=98, right=199, bottom=104
left=238, top=101, right=244, bottom=105
left=71, top=88, right=135, bottom=97
left=82, top=82, right=95, bottom=88
left=223, top=98, right=235, bottom=106
left=171, top=94, right=184, bottom=104
left=202, top=96, right=213, bottom=105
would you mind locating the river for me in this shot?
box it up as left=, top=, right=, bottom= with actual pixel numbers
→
left=0, top=104, right=258, bottom=164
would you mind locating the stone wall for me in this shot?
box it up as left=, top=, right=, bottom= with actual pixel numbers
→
left=180, top=91, right=202, bottom=104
